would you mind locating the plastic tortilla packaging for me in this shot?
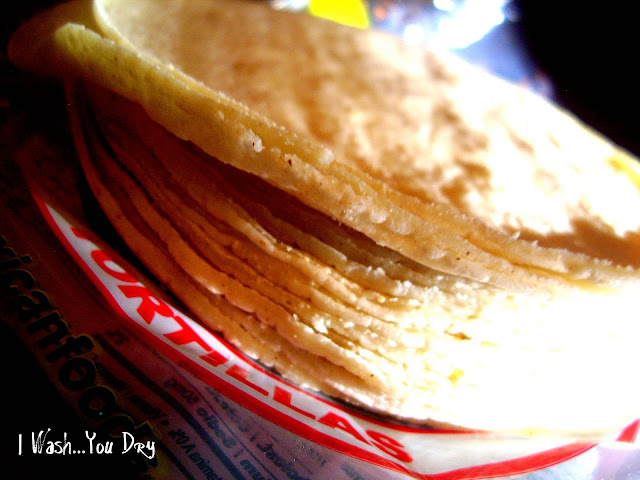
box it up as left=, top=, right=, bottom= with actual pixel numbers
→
left=2, top=69, right=640, bottom=480
left=3, top=1, right=640, bottom=479
left=2, top=126, right=639, bottom=480
left=3, top=125, right=640, bottom=480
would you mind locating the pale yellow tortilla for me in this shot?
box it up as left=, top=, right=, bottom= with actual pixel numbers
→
left=8, top=0, right=640, bottom=434
left=92, top=0, right=640, bottom=277
left=10, top=0, right=640, bottom=291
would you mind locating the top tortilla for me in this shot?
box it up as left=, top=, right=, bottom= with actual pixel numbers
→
left=8, top=0, right=640, bottom=292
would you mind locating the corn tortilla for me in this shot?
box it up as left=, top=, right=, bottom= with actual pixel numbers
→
left=8, top=0, right=640, bottom=434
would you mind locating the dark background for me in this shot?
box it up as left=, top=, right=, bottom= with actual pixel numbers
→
left=368, top=0, right=638, bottom=157
left=516, top=0, right=637, bottom=157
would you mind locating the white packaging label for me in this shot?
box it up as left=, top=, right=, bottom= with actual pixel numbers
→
left=35, top=197, right=640, bottom=480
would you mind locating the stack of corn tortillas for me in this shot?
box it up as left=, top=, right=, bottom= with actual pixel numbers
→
left=9, top=0, right=640, bottom=435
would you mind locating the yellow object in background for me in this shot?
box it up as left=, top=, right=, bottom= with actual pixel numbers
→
left=308, top=0, right=370, bottom=29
